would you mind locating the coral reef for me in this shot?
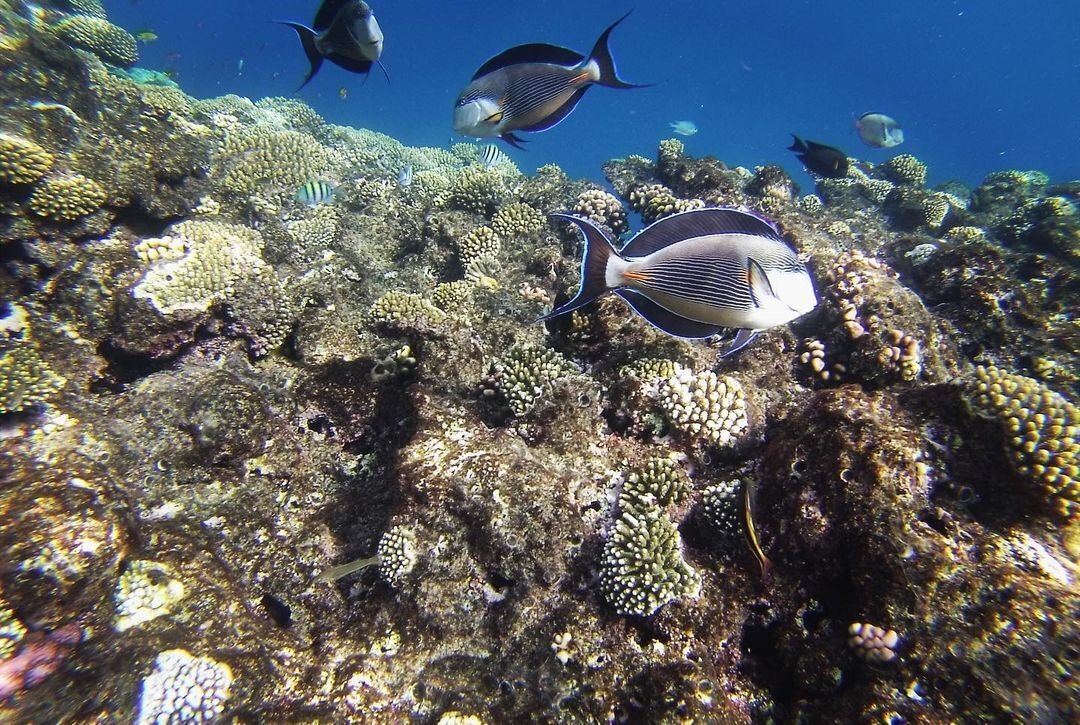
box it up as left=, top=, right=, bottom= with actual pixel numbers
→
left=0, top=25, right=1077, bottom=724
left=53, top=15, right=138, bottom=68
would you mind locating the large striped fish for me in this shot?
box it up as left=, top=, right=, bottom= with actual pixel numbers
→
left=543, top=208, right=818, bottom=356
left=452, top=12, right=646, bottom=149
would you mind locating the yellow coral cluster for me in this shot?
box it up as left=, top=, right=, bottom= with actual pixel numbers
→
left=438, top=166, right=507, bottom=215
left=0, top=341, right=65, bottom=414
left=54, top=15, right=138, bottom=67
left=215, top=128, right=333, bottom=196
left=369, top=291, right=446, bottom=333
left=28, top=174, right=106, bottom=221
left=491, top=202, right=545, bottom=240
left=0, top=133, right=54, bottom=184
left=628, top=183, right=704, bottom=224
left=880, top=154, right=927, bottom=187
left=971, top=365, right=1080, bottom=520
left=573, top=189, right=629, bottom=235
left=455, top=226, right=500, bottom=267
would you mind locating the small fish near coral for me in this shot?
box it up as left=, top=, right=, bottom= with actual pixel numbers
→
left=278, top=0, right=387, bottom=90
left=788, top=135, right=849, bottom=178
left=543, top=207, right=818, bottom=356
left=295, top=179, right=336, bottom=207
left=669, top=120, right=698, bottom=136
left=855, top=112, right=904, bottom=149
left=479, top=143, right=510, bottom=169
left=396, top=164, right=413, bottom=188
left=133, top=29, right=158, bottom=44
left=452, top=11, right=648, bottom=149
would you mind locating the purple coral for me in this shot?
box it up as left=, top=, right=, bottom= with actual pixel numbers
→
left=0, top=624, right=82, bottom=702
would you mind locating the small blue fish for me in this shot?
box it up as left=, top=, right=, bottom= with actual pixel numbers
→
left=397, top=164, right=413, bottom=188
left=295, top=179, right=336, bottom=207
left=669, top=120, right=698, bottom=136
left=543, top=207, right=818, bottom=356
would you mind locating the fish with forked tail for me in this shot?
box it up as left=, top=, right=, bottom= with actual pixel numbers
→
left=788, top=135, right=849, bottom=178
left=278, top=0, right=386, bottom=90
left=453, top=12, right=647, bottom=148
left=543, top=207, right=817, bottom=357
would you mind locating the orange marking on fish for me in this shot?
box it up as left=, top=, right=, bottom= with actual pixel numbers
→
left=623, top=270, right=651, bottom=282
left=569, top=71, right=591, bottom=85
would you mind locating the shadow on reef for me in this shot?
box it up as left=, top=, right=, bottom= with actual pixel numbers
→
left=1, top=1, right=1078, bottom=720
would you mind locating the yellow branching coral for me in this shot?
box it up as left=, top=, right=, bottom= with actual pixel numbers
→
left=880, top=154, right=927, bottom=187
left=0, top=340, right=65, bottom=414
left=369, top=291, right=446, bottom=335
left=54, top=15, right=138, bottom=67
left=214, top=128, right=332, bottom=196
left=455, top=226, right=500, bottom=267
left=0, top=133, right=54, bottom=184
left=28, top=174, right=106, bottom=221
left=971, top=365, right=1080, bottom=520
left=491, top=202, right=545, bottom=240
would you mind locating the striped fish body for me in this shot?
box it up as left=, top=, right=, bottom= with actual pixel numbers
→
left=295, top=180, right=335, bottom=207
left=453, top=12, right=644, bottom=148
left=480, top=144, right=509, bottom=168
left=544, top=208, right=817, bottom=353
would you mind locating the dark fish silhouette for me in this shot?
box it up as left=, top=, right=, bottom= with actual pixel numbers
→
left=453, top=12, right=646, bottom=149
left=278, top=0, right=386, bottom=90
left=788, top=135, right=849, bottom=178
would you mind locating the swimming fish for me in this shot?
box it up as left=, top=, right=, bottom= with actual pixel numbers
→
left=855, top=112, right=904, bottom=149
left=479, top=143, right=510, bottom=169
left=295, top=179, right=336, bottom=207
left=133, top=29, right=158, bottom=44
left=453, top=12, right=646, bottom=148
left=397, top=164, right=413, bottom=188
left=788, top=135, right=849, bottom=178
left=338, top=86, right=349, bottom=100
left=279, top=0, right=386, bottom=90
left=543, top=207, right=817, bottom=356
left=743, top=481, right=771, bottom=582
left=669, top=120, right=698, bottom=136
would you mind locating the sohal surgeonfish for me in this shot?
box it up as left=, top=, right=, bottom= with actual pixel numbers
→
left=279, top=0, right=386, bottom=90
left=453, top=12, right=647, bottom=148
left=855, top=112, right=904, bottom=149
left=788, top=135, right=849, bottom=178
left=543, top=207, right=817, bottom=357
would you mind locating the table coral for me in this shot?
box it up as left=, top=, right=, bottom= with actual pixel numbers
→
left=53, top=15, right=137, bottom=67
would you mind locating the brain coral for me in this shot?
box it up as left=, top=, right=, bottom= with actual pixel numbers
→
left=27, top=174, right=107, bottom=221
left=54, top=15, right=138, bottom=67
left=0, top=133, right=54, bottom=184
left=970, top=365, right=1079, bottom=520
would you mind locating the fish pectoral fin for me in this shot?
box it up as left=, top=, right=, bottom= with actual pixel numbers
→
left=719, top=329, right=759, bottom=358
left=746, top=258, right=777, bottom=307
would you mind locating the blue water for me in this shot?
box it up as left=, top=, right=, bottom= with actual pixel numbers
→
left=108, top=0, right=1080, bottom=190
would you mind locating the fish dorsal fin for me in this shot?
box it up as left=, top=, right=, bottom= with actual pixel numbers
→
left=615, top=289, right=727, bottom=339
left=747, top=258, right=777, bottom=307
left=472, top=43, right=584, bottom=80
left=314, top=0, right=357, bottom=32
left=621, top=207, right=784, bottom=258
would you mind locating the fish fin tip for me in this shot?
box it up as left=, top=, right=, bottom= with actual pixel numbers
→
left=587, top=11, right=642, bottom=89
left=719, top=329, right=759, bottom=357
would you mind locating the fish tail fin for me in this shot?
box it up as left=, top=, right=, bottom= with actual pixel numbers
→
left=787, top=134, right=807, bottom=152
left=279, top=21, right=323, bottom=90
left=588, top=11, right=650, bottom=89
left=539, top=213, right=619, bottom=321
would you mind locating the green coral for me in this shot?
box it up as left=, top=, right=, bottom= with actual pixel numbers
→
left=880, top=154, right=928, bottom=187
left=0, top=133, right=54, bottom=184
left=486, top=344, right=581, bottom=417
left=628, top=183, right=704, bottom=224
left=439, top=166, right=508, bottom=215
left=491, top=202, right=545, bottom=240
left=28, top=174, right=107, bottom=221
left=657, top=367, right=749, bottom=447
left=598, top=504, right=701, bottom=617
left=572, top=188, right=629, bottom=235
left=620, top=357, right=680, bottom=382
left=923, top=192, right=951, bottom=229
left=214, top=128, right=333, bottom=197
left=970, top=365, right=1079, bottom=520
left=369, top=291, right=447, bottom=335
left=286, top=205, right=340, bottom=250
left=620, top=457, right=689, bottom=514
left=455, top=225, right=501, bottom=267
left=54, top=15, right=138, bottom=67
left=431, top=281, right=472, bottom=311
left=0, top=340, right=64, bottom=413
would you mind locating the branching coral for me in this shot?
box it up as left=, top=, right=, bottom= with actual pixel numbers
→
left=0, top=133, right=54, bottom=184
left=27, top=174, right=107, bottom=221
left=482, top=344, right=581, bottom=417
left=657, top=367, right=749, bottom=447
left=491, top=202, right=545, bottom=240
left=53, top=15, right=138, bottom=67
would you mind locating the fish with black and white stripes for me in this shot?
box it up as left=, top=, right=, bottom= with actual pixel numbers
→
left=452, top=12, right=647, bottom=148
left=543, top=207, right=818, bottom=357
